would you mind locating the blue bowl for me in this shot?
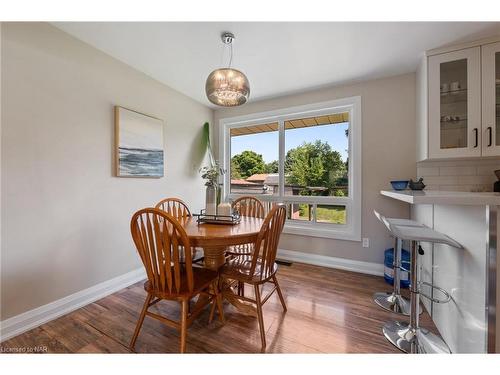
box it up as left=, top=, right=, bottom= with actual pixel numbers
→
left=390, top=180, right=409, bottom=190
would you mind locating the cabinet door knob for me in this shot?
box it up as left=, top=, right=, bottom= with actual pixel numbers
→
left=474, top=128, right=478, bottom=148
left=488, top=126, right=492, bottom=147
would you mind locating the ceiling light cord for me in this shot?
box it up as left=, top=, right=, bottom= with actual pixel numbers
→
left=219, top=42, right=233, bottom=69
left=219, top=44, right=224, bottom=68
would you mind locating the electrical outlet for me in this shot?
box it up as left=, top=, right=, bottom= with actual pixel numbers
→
left=362, top=238, right=370, bottom=248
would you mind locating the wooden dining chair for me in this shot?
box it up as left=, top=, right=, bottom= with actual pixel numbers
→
left=227, top=196, right=266, bottom=297
left=220, top=204, right=287, bottom=352
left=227, top=196, right=265, bottom=257
left=155, top=197, right=192, bottom=218
left=129, top=208, right=224, bottom=353
left=232, top=195, right=266, bottom=218
left=155, top=197, right=204, bottom=264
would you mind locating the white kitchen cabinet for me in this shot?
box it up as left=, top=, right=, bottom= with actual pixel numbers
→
left=428, top=47, right=481, bottom=158
left=417, top=37, right=500, bottom=161
left=481, top=41, right=500, bottom=157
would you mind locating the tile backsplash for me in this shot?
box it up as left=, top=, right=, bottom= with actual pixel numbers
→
left=416, top=158, right=500, bottom=192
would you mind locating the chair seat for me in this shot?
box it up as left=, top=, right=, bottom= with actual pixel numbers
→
left=144, top=267, right=218, bottom=299
left=385, top=218, right=425, bottom=227
left=390, top=225, right=463, bottom=248
left=221, top=255, right=278, bottom=283
left=374, top=210, right=425, bottom=231
left=226, top=243, right=254, bottom=256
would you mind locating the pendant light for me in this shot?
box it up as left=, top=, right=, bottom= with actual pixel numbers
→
left=205, top=32, right=250, bottom=107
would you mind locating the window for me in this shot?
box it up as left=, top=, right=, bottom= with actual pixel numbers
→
left=230, top=122, right=279, bottom=196
left=219, top=97, right=361, bottom=241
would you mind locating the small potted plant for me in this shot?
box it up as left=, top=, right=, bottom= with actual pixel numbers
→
left=200, top=162, right=224, bottom=215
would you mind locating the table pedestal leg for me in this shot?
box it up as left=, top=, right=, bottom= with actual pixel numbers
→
left=194, top=245, right=257, bottom=317
left=222, top=283, right=257, bottom=317
left=203, top=246, right=227, bottom=271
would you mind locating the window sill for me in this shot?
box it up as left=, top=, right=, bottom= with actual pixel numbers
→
left=283, top=222, right=361, bottom=242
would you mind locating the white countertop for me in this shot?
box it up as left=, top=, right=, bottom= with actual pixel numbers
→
left=380, top=190, right=500, bottom=206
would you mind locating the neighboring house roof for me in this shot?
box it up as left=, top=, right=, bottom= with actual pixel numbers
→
left=246, top=173, right=269, bottom=182
left=230, top=179, right=257, bottom=186
left=264, top=173, right=279, bottom=185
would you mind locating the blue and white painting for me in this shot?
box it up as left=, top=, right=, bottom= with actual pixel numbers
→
left=116, top=107, right=164, bottom=177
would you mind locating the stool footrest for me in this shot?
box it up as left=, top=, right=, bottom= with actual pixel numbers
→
left=418, top=281, right=451, bottom=304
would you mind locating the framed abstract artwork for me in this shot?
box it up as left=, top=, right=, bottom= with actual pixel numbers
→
left=114, top=106, right=164, bottom=178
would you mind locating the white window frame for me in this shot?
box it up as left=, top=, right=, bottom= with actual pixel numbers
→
left=218, top=96, right=362, bottom=241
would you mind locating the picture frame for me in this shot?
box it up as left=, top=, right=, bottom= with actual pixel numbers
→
left=114, top=106, right=164, bottom=178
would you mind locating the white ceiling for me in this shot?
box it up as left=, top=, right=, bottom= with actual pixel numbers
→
left=53, top=22, right=500, bottom=107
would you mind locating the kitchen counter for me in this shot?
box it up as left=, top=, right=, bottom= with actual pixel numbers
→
left=381, top=189, right=500, bottom=205
left=381, top=190, right=499, bottom=353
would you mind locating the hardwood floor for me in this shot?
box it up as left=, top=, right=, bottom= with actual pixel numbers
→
left=0, top=262, right=439, bottom=353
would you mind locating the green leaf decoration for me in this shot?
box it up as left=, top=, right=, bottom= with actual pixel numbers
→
left=202, top=122, right=215, bottom=167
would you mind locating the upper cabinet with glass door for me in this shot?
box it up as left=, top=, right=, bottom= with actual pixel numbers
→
left=427, top=47, right=481, bottom=159
left=481, top=41, right=500, bottom=156
left=417, top=37, right=500, bottom=161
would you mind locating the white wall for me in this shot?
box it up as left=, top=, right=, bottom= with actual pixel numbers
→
left=1, top=23, right=213, bottom=320
left=214, top=73, right=417, bottom=264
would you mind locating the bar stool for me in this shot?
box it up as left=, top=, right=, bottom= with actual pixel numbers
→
left=382, top=224, right=462, bottom=354
left=373, top=210, right=424, bottom=316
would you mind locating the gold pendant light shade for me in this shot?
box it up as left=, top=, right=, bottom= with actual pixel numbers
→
left=205, top=32, right=250, bottom=107
left=205, top=68, right=250, bottom=106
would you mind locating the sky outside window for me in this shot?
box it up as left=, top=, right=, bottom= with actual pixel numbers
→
left=231, top=121, right=349, bottom=163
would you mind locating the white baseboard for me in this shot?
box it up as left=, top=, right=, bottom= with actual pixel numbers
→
left=277, top=249, right=384, bottom=276
left=0, top=268, right=146, bottom=343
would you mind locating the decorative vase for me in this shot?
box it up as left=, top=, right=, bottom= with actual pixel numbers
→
left=205, top=185, right=217, bottom=215
left=216, top=184, right=222, bottom=206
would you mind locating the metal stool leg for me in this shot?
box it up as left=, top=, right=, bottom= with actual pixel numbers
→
left=373, top=237, right=418, bottom=315
left=382, top=240, right=451, bottom=354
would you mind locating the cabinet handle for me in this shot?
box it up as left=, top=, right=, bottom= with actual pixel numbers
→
left=474, top=128, right=478, bottom=147
left=488, top=126, right=492, bottom=147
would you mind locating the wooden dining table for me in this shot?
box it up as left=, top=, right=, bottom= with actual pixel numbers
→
left=178, top=215, right=265, bottom=316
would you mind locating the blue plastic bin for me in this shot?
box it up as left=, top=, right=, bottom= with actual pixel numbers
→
left=383, top=248, right=410, bottom=288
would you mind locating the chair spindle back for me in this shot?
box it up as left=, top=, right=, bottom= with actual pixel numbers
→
left=251, top=204, right=286, bottom=279
left=130, top=208, right=194, bottom=295
left=232, top=196, right=265, bottom=219
left=155, top=198, right=191, bottom=219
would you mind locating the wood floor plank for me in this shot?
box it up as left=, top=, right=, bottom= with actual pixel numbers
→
left=0, top=262, right=440, bottom=354
left=76, top=335, right=131, bottom=354
left=1, top=327, right=71, bottom=353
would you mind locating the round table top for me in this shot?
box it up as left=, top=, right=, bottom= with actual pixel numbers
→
left=179, top=216, right=264, bottom=247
